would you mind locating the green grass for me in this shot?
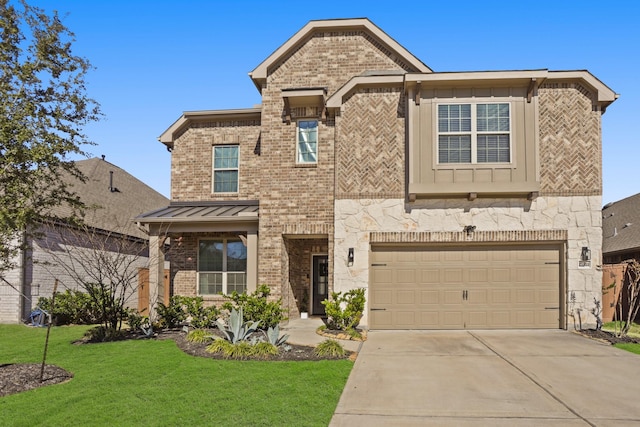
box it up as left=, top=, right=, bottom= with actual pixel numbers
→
left=614, top=343, right=640, bottom=354
left=603, top=321, right=640, bottom=338
left=0, top=325, right=353, bottom=426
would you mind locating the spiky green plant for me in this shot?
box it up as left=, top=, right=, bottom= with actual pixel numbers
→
left=263, top=325, right=289, bottom=347
left=215, top=307, right=260, bottom=344
left=314, top=339, right=346, bottom=358
left=206, top=338, right=232, bottom=355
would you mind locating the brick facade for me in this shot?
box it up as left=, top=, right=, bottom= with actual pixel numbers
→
left=150, top=19, right=616, bottom=328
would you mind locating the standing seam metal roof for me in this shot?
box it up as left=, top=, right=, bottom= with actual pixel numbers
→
left=135, top=201, right=259, bottom=223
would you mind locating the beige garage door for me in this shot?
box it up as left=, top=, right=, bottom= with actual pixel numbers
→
left=369, top=244, right=561, bottom=330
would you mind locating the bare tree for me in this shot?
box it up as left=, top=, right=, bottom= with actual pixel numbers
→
left=37, top=217, right=149, bottom=335
left=615, top=259, right=640, bottom=337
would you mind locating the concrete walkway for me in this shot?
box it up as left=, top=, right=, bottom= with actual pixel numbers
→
left=281, top=317, right=363, bottom=353
left=330, top=330, right=640, bottom=426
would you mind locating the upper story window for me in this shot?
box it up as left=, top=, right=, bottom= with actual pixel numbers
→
left=297, top=120, right=318, bottom=164
left=198, top=238, right=247, bottom=295
left=212, top=145, right=239, bottom=193
left=438, top=103, right=510, bottom=164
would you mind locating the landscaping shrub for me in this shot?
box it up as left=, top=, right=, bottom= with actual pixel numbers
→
left=187, top=329, right=213, bottom=343
left=314, top=339, right=345, bottom=358
left=181, top=296, right=219, bottom=329
left=222, top=284, right=286, bottom=329
left=37, top=290, right=97, bottom=325
left=157, top=296, right=219, bottom=329
left=156, top=296, right=187, bottom=328
left=84, top=325, right=127, bottom=342
left=322, top=288, right=365, bottom=331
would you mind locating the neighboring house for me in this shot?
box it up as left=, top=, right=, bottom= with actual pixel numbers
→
left=137, top=18, right=617, bottom=330
left=0, top=157, right=168, bottom=323
left=602, top=193, right=640, bottom=264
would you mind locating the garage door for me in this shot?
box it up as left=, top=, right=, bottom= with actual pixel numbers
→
left=369, top=244, right=561, bottom=330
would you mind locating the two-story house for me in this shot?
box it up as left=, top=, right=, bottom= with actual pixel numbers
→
left=137, top=18, right=617, bottom=330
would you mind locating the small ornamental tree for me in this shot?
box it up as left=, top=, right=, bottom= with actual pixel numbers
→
left=615, top=259, right=640, bottom=337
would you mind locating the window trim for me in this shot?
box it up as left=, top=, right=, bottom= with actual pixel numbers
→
left=435, top=100, right=513, bottom=166
left=212, top=144, right=240, bottom=194
left=197, top=238, right=247, bottom=296
left=296, top=119, right=319, bottom=165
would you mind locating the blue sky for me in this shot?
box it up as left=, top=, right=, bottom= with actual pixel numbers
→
left=29, top=0, right=639, bottom=205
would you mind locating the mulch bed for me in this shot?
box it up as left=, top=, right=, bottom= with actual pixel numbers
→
left=1, top=327, right=354, bottom=398
left=156, top=328, right=356, bottom=361
left=0, top=364, right=73, bottom=398
left=576, top=328, right=640, bottom=345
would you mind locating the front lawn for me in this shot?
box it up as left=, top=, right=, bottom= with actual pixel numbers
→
left=0, top=325, right=352, bottom=426
left=614, top=342, right=640, bottom=355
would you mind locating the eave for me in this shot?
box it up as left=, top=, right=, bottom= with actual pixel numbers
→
left=158, top=107, right=262, bottom=148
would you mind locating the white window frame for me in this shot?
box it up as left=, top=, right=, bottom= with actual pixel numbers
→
left=212, top=145, right=239, bottom=193
left=197, top=238, right=247, bottom=295
left=296, top=120, right=318, bottom=164
left=436, top=101, right=512, bottom=165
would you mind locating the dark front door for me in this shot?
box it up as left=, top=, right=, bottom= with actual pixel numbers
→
left=312, top=255, right=329, bottom=315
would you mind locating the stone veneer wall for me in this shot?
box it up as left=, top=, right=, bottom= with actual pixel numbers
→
left=334, top=196, right=602, bottom=329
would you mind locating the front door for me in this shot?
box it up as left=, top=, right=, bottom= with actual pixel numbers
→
left=312, top=255, right=329, bottom=315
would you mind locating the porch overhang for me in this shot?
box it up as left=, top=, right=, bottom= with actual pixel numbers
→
left=135, top=201, right=259, bottom=233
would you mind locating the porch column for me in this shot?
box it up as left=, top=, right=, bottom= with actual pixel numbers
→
left=148, top=230, right=166, bottom=319
left=247, top=229, right=258, bottom=293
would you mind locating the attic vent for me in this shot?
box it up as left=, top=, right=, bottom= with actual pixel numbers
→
left=109, top=171, right=120, bottom=193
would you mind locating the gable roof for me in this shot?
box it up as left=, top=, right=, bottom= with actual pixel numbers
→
left=55, top=157, right=169, bottom=239
left=249, top=18, right=432, bottom=92
left=603, top=193, right=640, bottom=256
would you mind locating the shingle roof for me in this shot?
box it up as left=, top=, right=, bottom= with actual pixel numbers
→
left=603, top=193, right=640, bottom=255
left=136, top=201, right=259, bottom=224
left=53, top=157, right=169, bottom=239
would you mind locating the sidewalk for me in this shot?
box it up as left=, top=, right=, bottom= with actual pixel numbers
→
left=280, top=316, right=363, bottom=353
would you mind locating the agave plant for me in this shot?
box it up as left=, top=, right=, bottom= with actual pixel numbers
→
left=215, top=307, right=260, bottom=344
left=263, top=325, right=289, bottom=347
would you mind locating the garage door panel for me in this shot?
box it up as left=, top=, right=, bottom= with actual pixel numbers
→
left=492, top=269, right=511, bottom=282
left=491, top=289, right=510, bottom=304
left=421, top=269, right=440, bottom=283
left=396, top=311, right=416, bottom=326
left=468, top=268, right=489, bottom=283
left=443, top=311, right=464, bottom=327
left=539, top=290, right=558, bottom=304
left=444, top=269, right=463, bottom=282
left=420, top=311, right=439, bottom=327
left=443, top=290, right=462, bottom=304
left=371, top=289, right=393, bottom=305
left=397, top=290, right=415, bottom=304
left=420, top=290, right=439, bottom=304
left=370, top=244, right=561, bottom=330
left=396, top=269, right=416, bottom=284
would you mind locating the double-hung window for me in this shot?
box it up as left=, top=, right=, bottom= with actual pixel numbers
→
left=297, top=120, right=318, bottom=164
left=212, top=145, right=239, bottom=193
left=198, top=238, right=247, bottom=295
left=438, top=103, right=511, bottom=164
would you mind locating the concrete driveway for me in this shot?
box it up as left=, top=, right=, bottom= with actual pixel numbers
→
left=330, top=330, right=640, bottom=426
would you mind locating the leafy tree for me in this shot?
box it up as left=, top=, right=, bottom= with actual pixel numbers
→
left=0, top=0, right=100, bottom=276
